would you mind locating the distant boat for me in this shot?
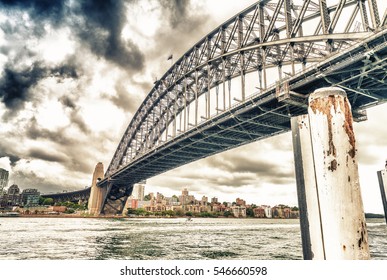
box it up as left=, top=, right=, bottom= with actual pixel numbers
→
left=0, top=212, right=20, bottom=217
left=186, top=217, right=193, bottom=222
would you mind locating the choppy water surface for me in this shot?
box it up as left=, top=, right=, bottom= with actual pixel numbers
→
left=0, top=217, right=385, bottom=260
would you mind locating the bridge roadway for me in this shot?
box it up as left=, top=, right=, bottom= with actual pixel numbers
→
left=42, top=0, right=386, bottom=214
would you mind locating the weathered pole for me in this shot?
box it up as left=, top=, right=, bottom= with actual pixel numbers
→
left=291, top=87, right=370, bottom=259
left=377, top=163, right=387, bottom=224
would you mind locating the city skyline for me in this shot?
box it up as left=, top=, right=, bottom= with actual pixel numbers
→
left=0, top=0, right=387, bottom=214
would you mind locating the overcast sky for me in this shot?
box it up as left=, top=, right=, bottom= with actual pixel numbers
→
left=0, top=0, right=386, bottom=213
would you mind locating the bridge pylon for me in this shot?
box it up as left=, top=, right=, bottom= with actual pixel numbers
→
left=291, top=87, right=370, bottom=260
left=87, top=162, right=106, bottom=216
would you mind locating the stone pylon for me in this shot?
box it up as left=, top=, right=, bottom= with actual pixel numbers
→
left=87, top=162, right=106, bottom=216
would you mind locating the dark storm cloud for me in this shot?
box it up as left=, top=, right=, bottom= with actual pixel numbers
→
left=28, top=148, right=68, bottom=163
left=59, top=96, right=77, bottom=109
left=26, top=117, right=75, bottom=146
left=105, top=80, right=143, bottom=112
left=0, top=62, right=79, bottom=118
left=208, top=154, right=294, bottom=180
left=0, top=0, right=67, bottom=28
left=10, top=168, right=72, bottom=193
left=75, top=0, right=144, bottom=71
left=0, top=148, right=21, bottom=167
left=0, top=0, right=145, bottom=71
left=58, top=94, right=91, bottom=134
left=0, top=63, right=46, bottom=110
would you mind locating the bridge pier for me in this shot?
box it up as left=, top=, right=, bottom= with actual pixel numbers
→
left=377, top=165, right=387, bottom=224
left=291, top=87, right=370, bottom=259
left=87, top=162, right=106, bottom=216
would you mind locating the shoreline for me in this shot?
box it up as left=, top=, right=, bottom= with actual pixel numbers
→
left=0, top=214, right=302, bottom=219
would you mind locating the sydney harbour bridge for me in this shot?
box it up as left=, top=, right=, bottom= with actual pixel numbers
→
left=45, top=0, right=387, bottom=259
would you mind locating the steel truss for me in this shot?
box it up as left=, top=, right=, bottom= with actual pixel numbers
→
left=106, top=0, right=383, bottom=177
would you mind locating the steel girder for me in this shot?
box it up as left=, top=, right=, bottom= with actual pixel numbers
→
left=105, top=0, right=386, bottom=180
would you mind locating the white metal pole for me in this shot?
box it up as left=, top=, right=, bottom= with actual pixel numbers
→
left=377, top=166, right=387, bottom=224
left=292, top=87, right=370, bottom=259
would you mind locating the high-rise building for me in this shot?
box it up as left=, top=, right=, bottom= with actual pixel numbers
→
left=21, top=189, right=40, bottom=207
left=132, top=183, right=145, bottom=200
left=0, top=168, right=9, bottom=194
left=6, top=184, right=21, bottom=206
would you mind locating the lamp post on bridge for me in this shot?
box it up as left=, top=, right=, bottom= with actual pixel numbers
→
left=291, top=87, right=370, bottom=260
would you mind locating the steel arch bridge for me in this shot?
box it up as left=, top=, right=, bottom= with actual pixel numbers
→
left=95, top=0, right=387, bottom=214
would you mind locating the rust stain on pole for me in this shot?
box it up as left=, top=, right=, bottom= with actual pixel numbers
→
left=309, top=95, right=337, bottom=157
left=344, top=98, right=356, bottom=158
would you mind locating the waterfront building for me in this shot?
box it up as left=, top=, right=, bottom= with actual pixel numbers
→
left=0, top=168, right=9, bottom=194
left=230, top=205, right=246, bottom=218
left=21, top=189, right=40, bottom=207
left=283, top=206, right=291, bottom=218
left=290, top=207, right=300, bottom=218
left=7, top=184, right=21, bottom=206
left=262, top=205, right=272, bottom=218
left=0, top=184, right=21, bottom=208
left=156, top=192, right=164, bottom=203
left=137, top=200, right=151, bottom=209
left=253, top=207, right=266, bottom=218
left=130, top=198, right=139, bottom=209
left=132, top=183, right=145, bottom=200
left=236, top=198, right=246, bottom=206
left=179, top=188, right=195, bottom=210
left=170, top=195, right=179, bottom=206
left=122, top=186, right=298, bottom=218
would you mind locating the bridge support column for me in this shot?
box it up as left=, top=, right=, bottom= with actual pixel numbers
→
left=87, top=162, right=106, bottom=216
left=377, top=166, right=387, bottom=224
left=291, top=87, right=370, bottom=259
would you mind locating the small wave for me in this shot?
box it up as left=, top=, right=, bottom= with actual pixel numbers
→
left=201, top=250, right=239, bottom=259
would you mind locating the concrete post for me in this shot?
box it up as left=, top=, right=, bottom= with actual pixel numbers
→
left=377, top=165, right=387, bottom=224
left=87, top=162, right=106, bottom=216
left=291, top=87, right=370, bottom=259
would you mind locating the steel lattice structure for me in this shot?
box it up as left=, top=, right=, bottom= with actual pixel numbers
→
left=97, top=0, right=387, bottom=214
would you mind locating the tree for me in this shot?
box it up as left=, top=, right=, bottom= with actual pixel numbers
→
left=126, top=208, right=137, bottom=215
left=144, top=194, right=151, bottom=201
left=135, top=208, right=147, bottom=216
left=64, top=208, right=75, bottom=214
left=38, top=196, right=45, bottom=205
left=223, top=210, right=232, bottom=217
left=162, top=210, right=175, bottom=217
left=185, top=211, right=193, bottom=217
left=174, top=209, right=184, bottom=216
left=199, top=212, right=212, bottom=218
left=246, top=207, right=255, bottom=217
left=43, top=198, right=54, bottom=206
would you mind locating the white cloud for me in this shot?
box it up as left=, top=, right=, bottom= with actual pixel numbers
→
left=0, top=157, right=11, bottom=170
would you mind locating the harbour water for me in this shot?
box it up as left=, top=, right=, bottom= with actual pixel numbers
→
left=0, top=217, right=385, bottom=260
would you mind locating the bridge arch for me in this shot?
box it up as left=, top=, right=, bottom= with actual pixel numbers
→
left=106, top=0, right=384, bottom=177
left=94, top=0, right=387, bottom=217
